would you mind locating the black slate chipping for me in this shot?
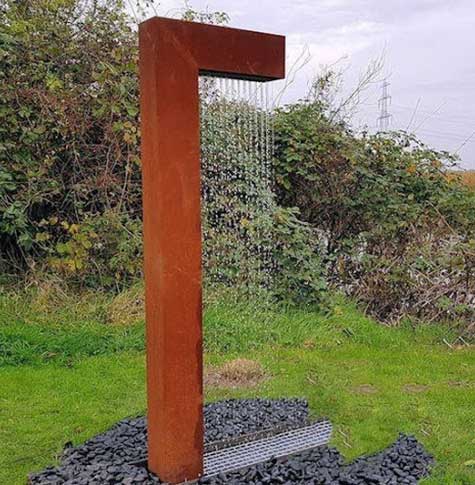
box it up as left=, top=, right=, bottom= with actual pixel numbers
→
left=28, top=398, right=434, bottom=484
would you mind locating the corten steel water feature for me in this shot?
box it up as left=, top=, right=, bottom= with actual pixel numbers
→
left=139, top=17, right=285, bottom=483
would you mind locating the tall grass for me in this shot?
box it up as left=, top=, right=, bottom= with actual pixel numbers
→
left=0, top=283, right=457, bottom=367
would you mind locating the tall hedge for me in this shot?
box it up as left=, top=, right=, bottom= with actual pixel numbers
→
left=0, top=1, right=327, bottom=304
left=2, top=1, right=474, bottom=327
left=1, top=0, right=142, bottom=285
left=273, top=82, right=475, bottom=325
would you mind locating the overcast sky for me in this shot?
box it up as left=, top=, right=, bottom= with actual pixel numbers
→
left=142, top=0, right=475, bottom=169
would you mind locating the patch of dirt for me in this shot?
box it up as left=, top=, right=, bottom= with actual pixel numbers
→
left=204, top=358, right=267, bottom=389
left=403, top=384, right=430, bottom=393
left=452, top=344, right=475, bottom=351
left=353, top=384, right=378, bottom=395
left=447, top=380, right=474, bottom=388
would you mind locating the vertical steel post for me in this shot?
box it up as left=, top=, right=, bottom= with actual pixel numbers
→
left=139, top=18, right=285, bottom=483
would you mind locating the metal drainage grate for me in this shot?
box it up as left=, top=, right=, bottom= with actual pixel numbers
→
left=203, top=419, right=332, bottom=477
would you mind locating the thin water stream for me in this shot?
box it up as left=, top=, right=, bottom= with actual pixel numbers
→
left=199, top=77, right=276, bottom=298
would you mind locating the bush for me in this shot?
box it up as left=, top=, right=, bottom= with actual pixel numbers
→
left=0, top=0, right=141, bottom=286
left=274, top=80, right=475, bottom=328
left=3, top=2, right=473, bottom=325
left=1, top=1, right=328, bottom=306
left=200, top=84, right=327, bottom=305
left=350, top=232, right=475, bottom=325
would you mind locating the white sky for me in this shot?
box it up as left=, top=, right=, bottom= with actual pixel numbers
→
left=137, top=0, right=475, bottom=169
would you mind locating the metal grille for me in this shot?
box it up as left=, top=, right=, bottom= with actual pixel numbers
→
left=205, top=421, right=312, bottom=453
left=203, top=419, right=332, bottom=477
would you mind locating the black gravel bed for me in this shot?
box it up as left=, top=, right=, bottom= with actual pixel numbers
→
left=29, top=398, right=434, bottom=484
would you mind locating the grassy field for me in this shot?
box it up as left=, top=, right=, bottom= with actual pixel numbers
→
left=461, top=171, right=475, bottom=189
left=1, top=287, right=475, bottom=484
left=448, top=170, right=475, bottom=189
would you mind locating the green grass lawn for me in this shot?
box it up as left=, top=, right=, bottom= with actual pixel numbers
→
left=1, top=291, right=474, bottom=484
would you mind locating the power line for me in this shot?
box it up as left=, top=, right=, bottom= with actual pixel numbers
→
left=392, top=104, right=475, bottom=124
left=413, top=100, right=447, bottom=132
left=417, top=128, right=469, bottom=140
left=405, top=97, right=421, bottom=131
left=418, top=133, right=475, bottom=145
left=456, top=130, right=475, bottom=153
left=377, top=80, right=392, bottom=132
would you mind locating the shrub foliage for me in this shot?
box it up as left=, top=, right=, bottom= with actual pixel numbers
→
left=0, top=0, right=141, bottom=286
left=274, top=81, right=475, bottom=326
left=1, top=1, right=474, bottom=328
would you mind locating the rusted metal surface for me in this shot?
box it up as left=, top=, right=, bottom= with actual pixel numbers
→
left=139, top=17, right=285, bottom=484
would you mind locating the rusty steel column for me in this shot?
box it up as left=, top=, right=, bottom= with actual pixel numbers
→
left=139, top=17, right=285, bottom=484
